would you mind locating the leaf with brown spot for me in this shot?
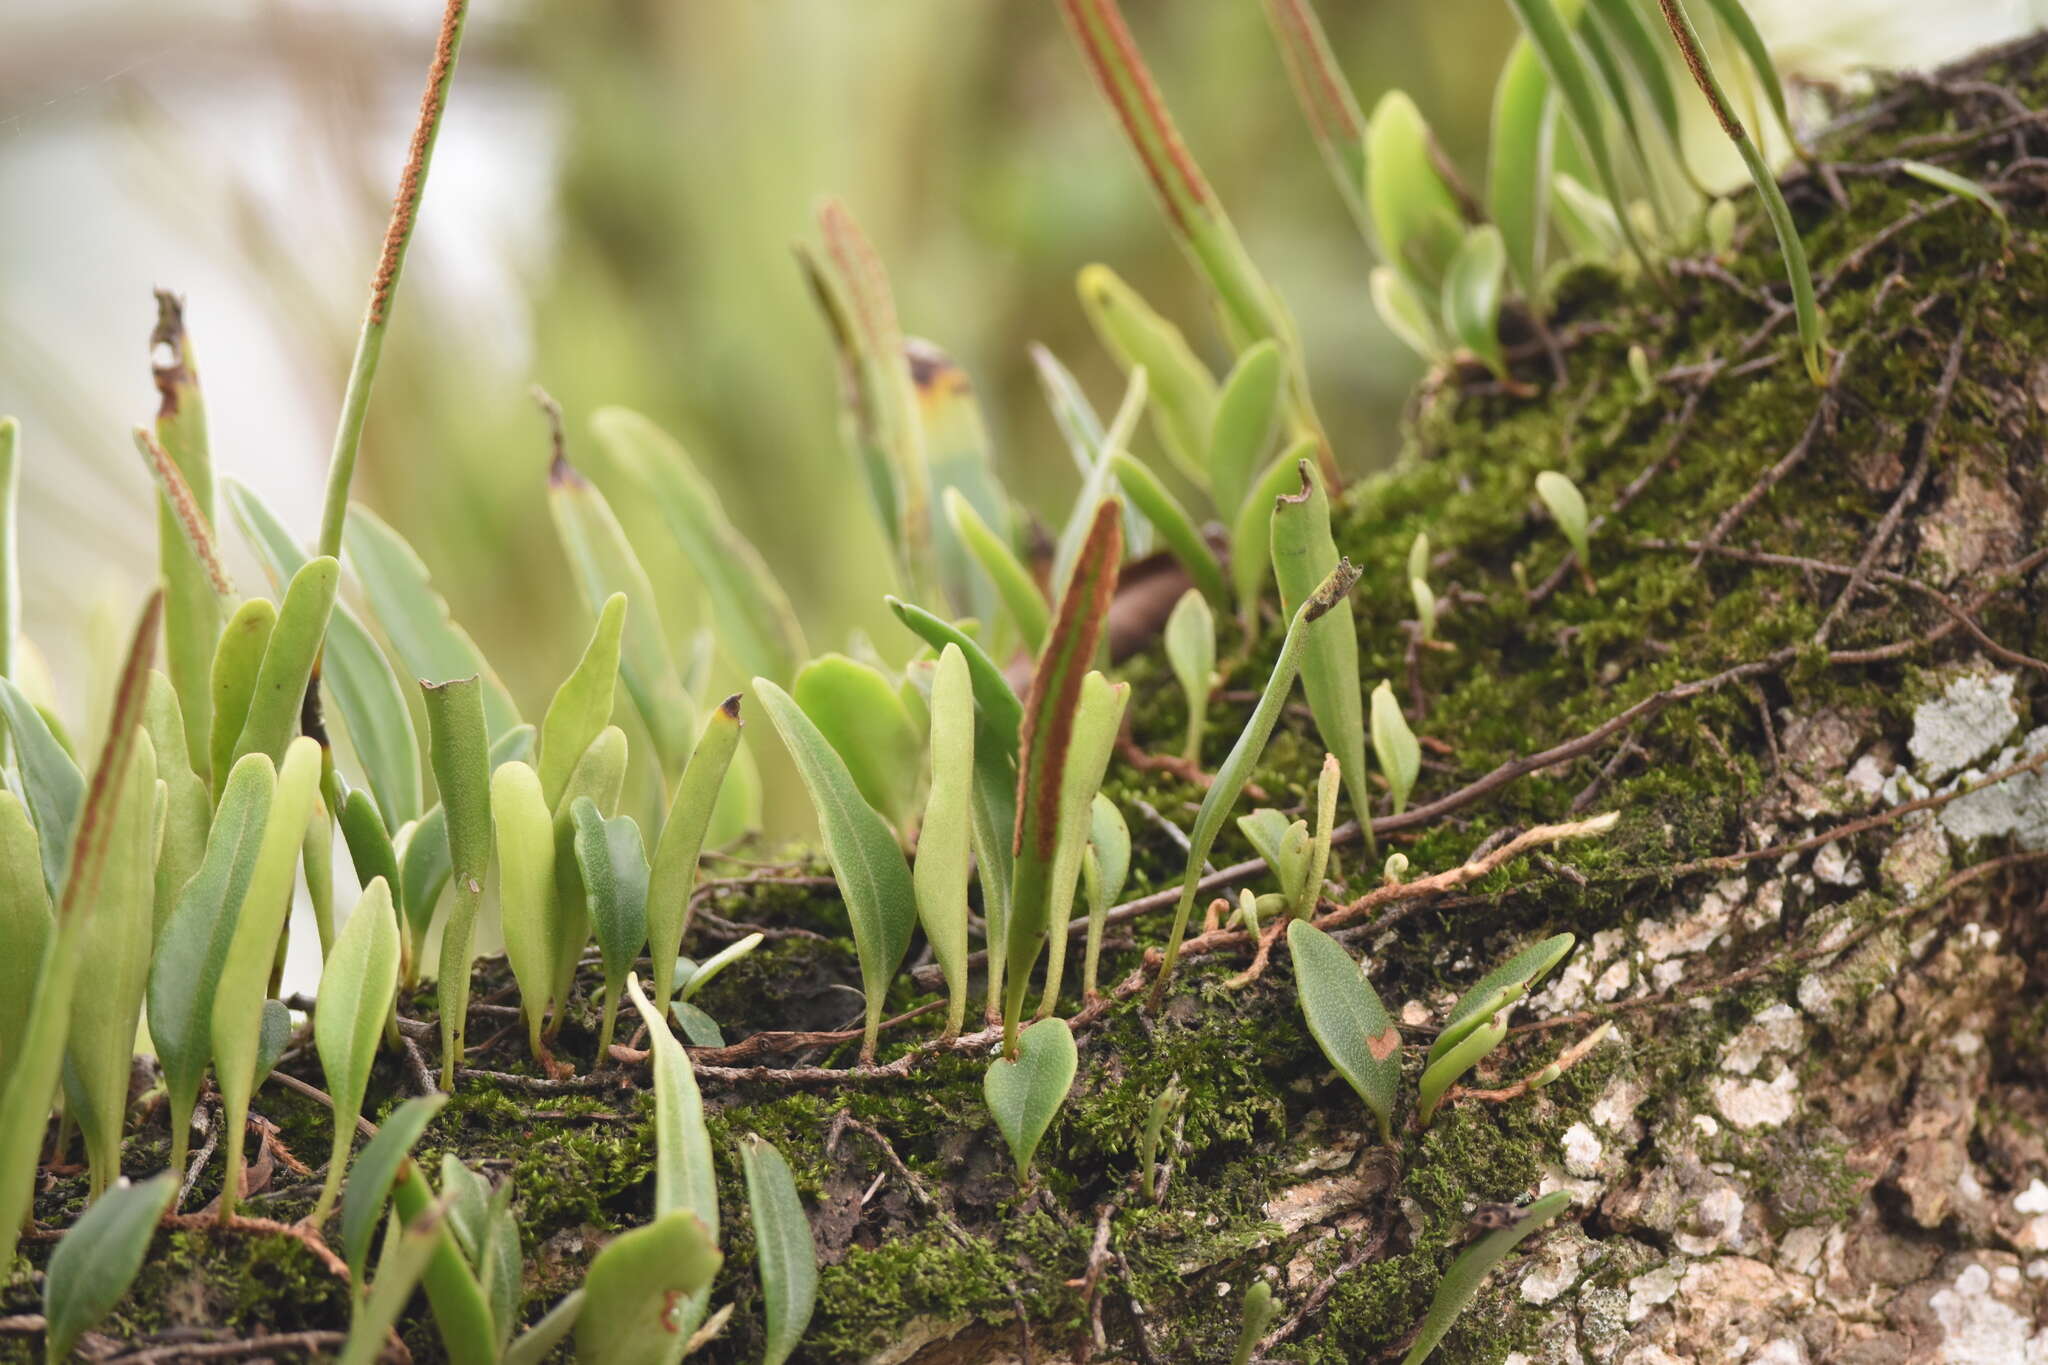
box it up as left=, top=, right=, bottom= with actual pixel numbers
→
left=1288, top=917, right=1401, bottom=1142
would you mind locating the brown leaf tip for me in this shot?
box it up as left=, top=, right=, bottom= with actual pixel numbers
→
left=1276, top=458, right=1316, bottom=507
left=150, top=289, right=192, bottom=415
left=718, top=693, right=743, bottom=720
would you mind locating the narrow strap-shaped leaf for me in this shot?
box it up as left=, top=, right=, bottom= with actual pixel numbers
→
left=741, top=1135, right=818, bottom=1365
left=227, top=479, right=421, bottom=829
left=1206, top=340, right=1283, bottom=525
left=424, top=676, right=492, bottom=1088
left=209, top=734, right=321, bottom=1219
left=231, top=556, right=340, bottom=767
left=1109, top=453, right=1226, bottom=605
left=1151, top=561, right=1358, bottom=1008
left=207, top=598, right=275, bottom=799
left=546, top=433, right=696, bottom=781
left=625, top=975, right=719, bottom=1235
left=646, top=696, right=743, bottom=1014
left=945, top=488, right=1049, bottom=652
left=0, top=793, right=51, bottom=1092
left=911, top=341, right=1017, bottom=635
left=574, top=1209, right=723, bottom=1365
left=589, top=406, right=807, bottom=685
left=503, top=1289, right=584, bottom=1365
left=338, top=1203, right=446, bottom=1365
left=916, top=646, right=975, bottom=1038
left=389, top=1163, right=498, bottom=1365
left=0, top=418, right=16, bottom=693
left=1431, top=932, right=1577, bottom=1065
left=1053, top=366, right=1144, bottom=598
left=0, top=593, right=160, bottom=1271
left=1034, top=674, right=1129, bottom=1020
left=343, top=505, right=519, bottom=739
left=1899, top=159, right=2009, bottom=237
left=1271, top=461, right=1371, bottom=835
left=1258, top=0, right=1371, bottom=234
left=754, top=680, right=917, bottom=1061
left=883, top=598, right=1023, bottom=754
left=983, top=1015, right=1078, bottom=1183
left=1079, top=792, right=1131, bottom=1000
left=1288, top=919, right=1400, bottom=1141
left=1400, top=1193, right=1572, bottom=1364
left=1365, top=90, right=1469, bottom=291
left=1163, top=588, right=1215, bottom=764
left=1077, top=264, right=1217, bottom=489
left=42, top=1171, right=179, bottom=1360
left=1487, top=36, right=1559, bottom=297
left=1442, top=225, right=1509, bottom=379
left=143, top=672, right=210, bottom=938
left=1229, top=444, right=1315, bottom=629
left=1006, top=500, right=1122, bottom=1052
left=312, top=876, right=401, bottom=1225
left=1692, top=0, right=1796, bottom=150
left=573, top=797, right=649, bottom=1058
left=339, top=1091, right=448, bottom=1284
left=537, top=592, right=624, bottom=808
left=146, top=295, right=221, bottom=777
left=491, top=761, right=560, bottom=1061
left=398, top=723, right=532, bottom=959
left=1418, top=1012, right=1508, bottom=1125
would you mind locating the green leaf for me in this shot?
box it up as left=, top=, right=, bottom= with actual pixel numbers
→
left=883, top=598, right=1023, bottom=754
left=676, top=932, right=761, bottom=1004
left=0, top=593, right=160, bottom=1273
left=1693, top=0, right=1796, bottom=150
left=1033, top=673, right=1130, bottom=1020
left=399, top=724, right=533, bottom=958
left=1238, top=809, right=1308, bottom=906
left=575, top=1210, right=723, bottom=1365
left=1206, top=341, right=1283, bottom=526
left=1079, top=792, right=1131, bottom=1001
left=915, top=645, right=975, bottom=1038
left=1534, top=469, right=1592, bottom=574
left=741, top=1135, right=818, bottom=1365
left=1288, top=919, right=1401, bottom=1141
left=1152, top=561, right=1359, bottom=1005
left=337, top=786, right=401, bottom=909
left=1418, top=1011, right=1508, bottom=1125
left=754, top=681, right=917, bottom=1061
left=338, top=1203, right=446, bottom=1365
left=388, top=1163, right=498, bottom=1365
left=0, top=418, right=13, bottom=696
left=1369, top=681, right=1421, bottom=817
left=312, top=876, right=401, bottom=1225
left=1053, top=368, right=1144, bottom=597
left=226, top=479, right=421, bottom=829
left=1228, top=445, right=1313, bottom=630
left=983, top=1016, right=1078, bottom=1182
left=1504, top=0, right=1657, bottom=278
left=1487, top=36, right=1558, bottom=296
left=1899, top=159, right=2009, bottom=237
left=231, top=555, right=340, bottom=767
left=1271, top=462, right=1371, bottom=834
left=1299, top=753, right=1341, bottom=920
left=62, top=734, right=155, bottom=1200
left=1400, top=1193, right=1571, bottom=1365
left=142, top=672, right=210, bottom=939
left=1442, top=225, right=1508, bottom=378
left=423, top=675, right=493, bottom=1089
left=538, top=593, right=624, bottom=809
left=209, top=735, right=321, bottom=1219
left=1077, top=264, right=1217, bottom=489
left=343, top=506, right=519, bottom=740
left=0, top=675, right=82, bottom=899
left=42, top=1172, right=178, bottom=1362
left=207, top=598, right=275, bottom=802
left=504, top=1289, right=584, bottom=1365
left=148, top=752, right=274, bottom=1178
left=490, top=760, right=560, bottom=1061
left=1430, top=933, right=1577, bottom=1067
left=1163, top=589, right=1215, bottom=764
left=913, top=341, right=1026, bottom=628
left=1364, top=90, right=1467, bottom=290
left=547, top=449, right=696, bottom=781
left=943, top=487, right=1049, bottom=653
left=590, top=406, right=807, bottom=685
left=1005, top=501, right=1122, bottom=1050
left=0, top=793, right=52, bottom=1093
left=1233, top=1279, right=1281, bottom=1365
left=623, top=973, right=719, bottom=1338
left=1369, top=266, right=1447, bottom=365
left=145, top=298, right=221, bottom=779
left=1109, top=453, right=1226, bottom=605
left=646, top=695, right=743, bottom=1014
left=573, top=797, right=650, bottom=1057
left=546, top=726, right=627, bottom=1026
left=340, top=1092, right=448, bottom=1285
left=792, top=653, right=923, bottom=836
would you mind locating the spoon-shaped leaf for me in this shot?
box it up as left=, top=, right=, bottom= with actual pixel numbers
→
left=210, top=735, right=321, bottom=1219
left=1442, top=225, right=1509, bottom=379
left=1288, top=919, right=1400, bottom=1141
left=423, top=675, right=492, bottom=1088
left=574, top=1209, right=723, bottom=1365
left=916, top=645, right=975, bottom=1038
left=1488, top=36, right=1558, bottom=296
left=1230, top=443, right=1318, bottom=628
left=311, top=876, right=401, bottom=1225
left=1206, top=340, right=1283, bottom=531
left=1077, top=264, right=1217, bottom=489
left=1400, top=1193, right=1572, bottom=1364
left=42, top=1172, right=179, bottom=1361
left=0, top=793, right=51, bottom=1091
left=143, top=672, right=209, bottom=937
left=754, top=682, right=916, bottom=1062
left=206, top=598, right=275, bottom=803
left=1152, top=560, right=1359, bottom=1007
left=1534, top=470, right=1592, bottom=578
left=1164, top=588, right=1215, bottom=764
left=537, top=592, right=624, bottom=809
left=230, top=555, right=339, bottom=767
left=1273, top=460, right=1371, bottom=842
left=148, top=752, right=274, bottom=1178
left=1109, top=453, right=1226, bottom=605
left=1418, top=1012, right=1509, bottom=1126
left=1370, top=681, right=1421, bottom=817
left=1429, top=933, right=1577, bottom=1067
left=490, top=760, right=559, bottom=1060
left=544, top=727, right=628, bottom=1027
left=1365, top=90, right=1467, bottom=290
left=590, top=405, right=807, bottom=685
left=1079, top=793, right=1130, bottom=1000
left=793, top=653, right=923, bottom=837
left=741, top=1135, right=818, bottom=1365
left=1033, top=672, right=1130, bottom=1020
left=573, top=797, right=650, bottom=1058
left=1370, top=266, right=1448, bottom=366
left=624, top=973, right=719, bottom=1340
left=646, top=695, right=743, bottom=1014
left=0, top=674, right=82, bottom=897
left=983, top=1015, right=1078, bottom=1183
left=340, top=1092, right=448, bottom=1284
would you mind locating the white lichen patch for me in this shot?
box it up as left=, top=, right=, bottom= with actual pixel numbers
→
left=1720, top=1004, right=1805, bottom=1076
left=1562, top=1122, right=1604, bottom=1178
left=1627, top=1262, right=1686, bottom=1323
left=1811, top=840, right=1863, bottom=887
left=1927, top=1260, right=2048, bottom=1363
left=1712, top=1069, right=1800, bottom=1130
left=1519, top=1231, right=1588, bottom=1305
left=1638, top=881, right=1742, bottom=962
left=1909, top=670, right=2018, bottom=780
left=1940, top=726, right=2048, bottom=851
left=1673, top=1185, right=1749, bottom=1256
